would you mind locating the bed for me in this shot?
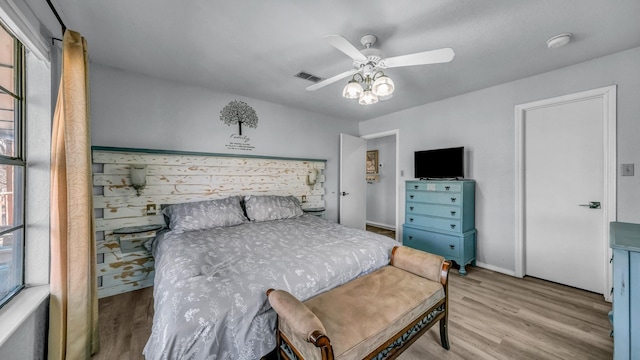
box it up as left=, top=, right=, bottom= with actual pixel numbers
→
left=142, top=195, right=397, bottom=360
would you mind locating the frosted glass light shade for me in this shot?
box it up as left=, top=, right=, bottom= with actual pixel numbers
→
left=343, top=80, right=363, bottom=99
left=358, top=90, right=379, bottom=105
left=130, top=165, right=147, bottom=186
left=372, top=75, right=395, bottom=97
left=130, top=164, right=147, bottom=196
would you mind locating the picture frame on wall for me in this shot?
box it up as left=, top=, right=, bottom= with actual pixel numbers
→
left=366, top=150, right=379, bottom=182
left=366, top=150, right=378, bottom=174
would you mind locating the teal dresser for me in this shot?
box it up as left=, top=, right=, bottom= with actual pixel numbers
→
left=610, top=221, right=640, bottom=359
left=402, top=180, right=476, bottom=275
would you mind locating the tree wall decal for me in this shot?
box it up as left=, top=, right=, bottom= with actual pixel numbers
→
left=219, top=100, right=258, bottom=135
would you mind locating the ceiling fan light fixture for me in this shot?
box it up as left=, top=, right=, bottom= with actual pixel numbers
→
left=309, top=34, right=455, bottom=105
left=358, top=89, right=378, bottom=105
left=372, top=74, right=394, bottom=97
left=343, top=80, right=363, bottom=99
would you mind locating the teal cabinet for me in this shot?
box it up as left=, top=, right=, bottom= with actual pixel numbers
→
left=403, top=180, right=476, bottom=275
left=610, top=221, right=640, bottom=360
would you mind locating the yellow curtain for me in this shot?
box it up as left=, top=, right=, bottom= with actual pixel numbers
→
left=48, top=30, right=99, bottom=360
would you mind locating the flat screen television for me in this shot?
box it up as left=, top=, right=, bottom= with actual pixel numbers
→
left=414, top=146, right=464, bottom=179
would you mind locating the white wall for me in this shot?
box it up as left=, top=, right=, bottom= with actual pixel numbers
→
left=359, top=46, right=640, bottom=274
left=90, top=64, right=358, bottom=221
left=366, top=136, right=396, bottom=228
left=0, top=295, right=48, bottom=360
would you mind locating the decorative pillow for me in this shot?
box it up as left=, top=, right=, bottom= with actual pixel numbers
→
left=162, top=197, right=246, bottom=232
left=244, top=195, right=303, bottom=222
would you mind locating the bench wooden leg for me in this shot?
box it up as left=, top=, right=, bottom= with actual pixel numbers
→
left=439, top=315, right=450, bottom=350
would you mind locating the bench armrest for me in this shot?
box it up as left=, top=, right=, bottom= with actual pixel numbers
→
left=391, top=246, right=449, bottom=285
left=266, top=289, right=329, bottom=347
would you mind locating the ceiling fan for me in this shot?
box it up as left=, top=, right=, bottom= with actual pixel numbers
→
left=307, top=34, right=455, bottom=105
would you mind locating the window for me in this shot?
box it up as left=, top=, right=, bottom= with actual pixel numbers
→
left=0, top=22, right=25, bottom=308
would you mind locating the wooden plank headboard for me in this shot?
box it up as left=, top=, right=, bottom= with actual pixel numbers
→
left=92, top=146, right=326, bottom=298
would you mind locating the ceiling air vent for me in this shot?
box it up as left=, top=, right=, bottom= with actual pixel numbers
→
left=295, top=71, right=322, bottom=83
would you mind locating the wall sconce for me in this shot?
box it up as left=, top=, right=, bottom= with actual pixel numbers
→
left=130, top=164, right=147, bottom=197
left=306, top=168, right=318, bottom=186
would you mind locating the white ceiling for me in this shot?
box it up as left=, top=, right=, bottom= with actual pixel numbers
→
left=27, top=0, right=640, bottom=121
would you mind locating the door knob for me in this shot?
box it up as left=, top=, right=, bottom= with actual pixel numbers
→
left=342, top=191, right=349, bottom=196
left=578, top=201, right=601, bottom=209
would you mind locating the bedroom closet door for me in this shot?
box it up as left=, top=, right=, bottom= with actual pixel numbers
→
left=339, top=134, right=366, bottom=229
left=517, top=86, right=616, bottom=296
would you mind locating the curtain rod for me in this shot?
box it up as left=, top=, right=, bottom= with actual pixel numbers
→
left=46, top=0, right=67, bottom=36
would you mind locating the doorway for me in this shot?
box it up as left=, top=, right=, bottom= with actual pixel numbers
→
left=515, top=86, right=616, bottom=300
left=362, top=130, right=399, bottom=241
left=339, top=130, right=399, bottom=241
left=365, top=135, right=397, bottom=239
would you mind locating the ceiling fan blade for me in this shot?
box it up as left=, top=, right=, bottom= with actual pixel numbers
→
left=306, top=69, right=358, bottom=91
left=380, top=48, right=455, bottom=68
left=324, top=35, right=368, bottom=62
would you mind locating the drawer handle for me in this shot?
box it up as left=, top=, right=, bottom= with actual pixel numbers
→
left=445, top=186, right=450, bottom=191
left=450, top=197, right=457, bottom=203
left=414, top=185, right=419, bottom=189
left=410, top=206, right=414, bottom=211
left=408, top=236, right=413, bottom=240
left=410, top=195, right=414, bottom=199
left=450, top=224, right=456, bottom=230
left=450, top=211, right=456, bottom=216
left=409, top=218, right=414, bottom=222
left=449, top=245, right=455, bottom=250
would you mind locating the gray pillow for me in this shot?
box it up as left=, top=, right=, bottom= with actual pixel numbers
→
left=162, top=197, right=246, bottom=232
left=244, top=195, right=303, bottom=222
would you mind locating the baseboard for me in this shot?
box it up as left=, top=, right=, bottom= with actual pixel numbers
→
left=475, top=262, right=517, bottom=277
left=365, top=221, right=396, bottom=231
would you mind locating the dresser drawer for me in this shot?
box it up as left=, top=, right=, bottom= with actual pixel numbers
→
left=403, top=227, right=460, bottom=258
left=406, top=202, right=461, bottom=219
left=406, top=182, right=462, bottom=193
left=407, top=191, right=463, bottom=205
left=405, top=213, right=462, bottom=233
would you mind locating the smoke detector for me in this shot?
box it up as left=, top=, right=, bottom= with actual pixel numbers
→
left=547, top=33, right=572, bottom=49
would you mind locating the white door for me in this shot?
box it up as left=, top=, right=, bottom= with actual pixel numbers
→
left=339, top=133, right=366, bottom=229
left=523, top=96, right=606, bottom=293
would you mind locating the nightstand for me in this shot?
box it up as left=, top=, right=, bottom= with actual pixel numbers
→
left=303, top=207, right=326, bottom=218
left=113, top=224, right=163, bottom=253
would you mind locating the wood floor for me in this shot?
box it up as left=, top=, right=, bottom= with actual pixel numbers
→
left=91, top=265, right=612, bottom=360
left=366, top=224, right=396, bottom=239
left=92, top=286, right=154, bottom=360
left=397, top=267, right=612, bottom=360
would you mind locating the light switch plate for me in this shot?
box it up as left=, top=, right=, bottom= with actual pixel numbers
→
left=622, top=164, right=634, bottom=176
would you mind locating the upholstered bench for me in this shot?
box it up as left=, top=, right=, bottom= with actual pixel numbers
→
left=267, top=245, right=451, bottom=360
